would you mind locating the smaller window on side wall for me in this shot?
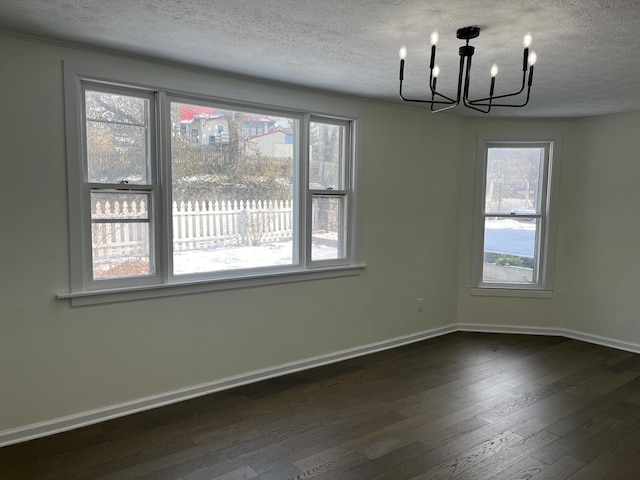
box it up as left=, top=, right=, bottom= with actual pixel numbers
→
left=471, top=139, right=560, bottom=296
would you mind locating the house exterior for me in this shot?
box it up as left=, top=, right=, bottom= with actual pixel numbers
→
left=246, top=129, right=294, bottom=158
left=178, top=105, right=277, bottom=149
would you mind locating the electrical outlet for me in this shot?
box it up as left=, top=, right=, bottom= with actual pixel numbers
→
left=417, top=298, right=424, bottom=312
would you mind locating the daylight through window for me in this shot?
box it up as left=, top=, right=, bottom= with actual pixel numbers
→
left=66, top=78, right=358, bottom=299
left=170, top=101, right=298, bottom=275
left=473, top=141, right=557, bottom=292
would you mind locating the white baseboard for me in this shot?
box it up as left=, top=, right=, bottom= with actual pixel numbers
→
left=562, top=328, right=640, bottom=355
left=457, top=323, right=640, bottom=355
left=3, top=323, right=639, bottom=447
left=456, top=323, right=563, bottom=337
left=0, top=324, right=457, bottom=448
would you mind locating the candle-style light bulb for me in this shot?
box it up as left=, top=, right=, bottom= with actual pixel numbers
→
left=528, top=51, right=537, bottom=66
left=430, top=30, right=439, bottom=46
left=432, top=64, right=440, bottom=78
left=489, top=64, right=497, bottom=97
left=399, top=45, right=407, bottom=60
left=523, top=32, right=533, bottom=48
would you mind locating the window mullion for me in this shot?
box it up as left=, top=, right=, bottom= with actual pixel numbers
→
left=309, top=189, right=348, bottom=196
left=483, top=213, right=543, bottom=218
left=300, top=114, right=311, bottom=267
left=81, top=183, right=94, bottom=290
left=147, top=92, right=162, bottom=286
left=535, top=145, right=550, bottom=286
left=156, top=91, right=172, bottom=284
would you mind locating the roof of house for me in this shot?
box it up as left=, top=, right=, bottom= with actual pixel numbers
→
left=250, top=129, right=293, bottom=140
left=179, top=104, right=278, bottom=123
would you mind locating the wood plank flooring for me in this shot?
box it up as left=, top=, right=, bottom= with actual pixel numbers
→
left=3, top=332, right=640, bottom=479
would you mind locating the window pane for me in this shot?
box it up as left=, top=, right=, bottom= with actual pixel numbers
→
left=310, top=122, right=345, bottom=190
left=482, top=217, right=538, bottom=284
left=86, top=123, right=148, bottom=183
left=91, top=192, right=152, bottom=280
left=85, top=90, right=147, bottom=124
left=90, top=191, right=150, bottom=220
left=170, top=102, right=296, bottom=275
left=85, top=90, right=150, bottom=184
left=312, top=195, right=346, bottom=261
left=485, top=147, right=544, bottom=215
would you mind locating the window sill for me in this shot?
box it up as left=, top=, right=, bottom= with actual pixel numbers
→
left=469, top=287, right=553, bottom=299
left=58, top=264, right=366, bottom=307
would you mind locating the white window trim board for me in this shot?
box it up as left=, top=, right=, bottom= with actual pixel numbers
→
left=470, top=134, right=562, bottom=294
left=61, top=61, right=364, bottom=304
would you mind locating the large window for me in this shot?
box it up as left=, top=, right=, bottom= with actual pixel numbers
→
left=472, top=141, right=559, bottom=295
left=63, top=72, right=359, bottom=304
left=169, top=100, right=298, bottom=276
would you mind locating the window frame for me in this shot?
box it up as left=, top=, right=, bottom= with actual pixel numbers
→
left=470, top=137, right=560, bottom=297
left=163, top=95, right=307, bottom=282
left=81, top=83, right=163, bottom=291
left=307, top=116, right=353, bottom=268
left=61, top=62, right=363, bottom=306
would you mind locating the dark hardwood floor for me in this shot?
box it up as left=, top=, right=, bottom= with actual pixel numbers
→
left=3, top=332, right=640, bottom=479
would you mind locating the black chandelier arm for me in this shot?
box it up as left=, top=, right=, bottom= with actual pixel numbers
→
left=430, top=55, right=467, bottom=113
left=432, top=53, right=466, bottom=104
left=430, top=101, right=461, bottom=113
left=426, top=45, right=460, bottom=104
left=466, top=67, right=533, bottom=107
left=462, top=55, right=474, bottom=101
left=399, top=64, right=459, bottom=105
left=466, top=68, right=530, bottom=105
left=399, top=55, right=459, bottom=105
left=462, top=94, right=492, bottom=113
left=429, top=88, right=458, bottom=104
left=399, top=82, right=459, bottom=105
left=427, top=71, right=458, bottom=103
left=458, top=55, right=492, bottom=113
left=429, top=70, right=458, bottom=103
left=465, top=85, right=532, bottom=108
left=467, top=76, right=525, bottom=104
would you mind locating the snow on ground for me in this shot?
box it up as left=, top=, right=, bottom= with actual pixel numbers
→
left=173, top=240, right=337, bottom=275
left=485, top=218, right=536, bottom=230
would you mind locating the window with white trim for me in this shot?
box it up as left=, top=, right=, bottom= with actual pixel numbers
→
left=472, top=141, right=558, bottom=293
left=309, top=119, right=350, bottom=263
left=64, top=75, right=358, bottom=302
left=84, top=86, right=160, bottom=288
left=168, top=98, right=300, bottom=277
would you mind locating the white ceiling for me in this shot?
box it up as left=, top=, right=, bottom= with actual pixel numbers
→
left=1, top=0, right=639, bottom=117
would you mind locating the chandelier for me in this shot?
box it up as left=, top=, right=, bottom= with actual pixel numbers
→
left=398, top=26, right=537, bottom=113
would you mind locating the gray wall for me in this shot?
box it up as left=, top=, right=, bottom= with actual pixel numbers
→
left=456, top=113, right=640, bottom=348
left=456, top=117, right=575, bottom=328
left=0, top=36, right=462, bottom=433
left=559, top=112, right=640, bottom=341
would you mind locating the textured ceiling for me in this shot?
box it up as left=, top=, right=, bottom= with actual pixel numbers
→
left=1, top=0, right=640, bottom=117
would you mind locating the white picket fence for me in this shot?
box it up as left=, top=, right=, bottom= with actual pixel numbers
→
left=92, top=200, right=150, bottom=259
left=92, top=198, right=293, bottom=258
left=173, top=199, right=293, bottom=251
